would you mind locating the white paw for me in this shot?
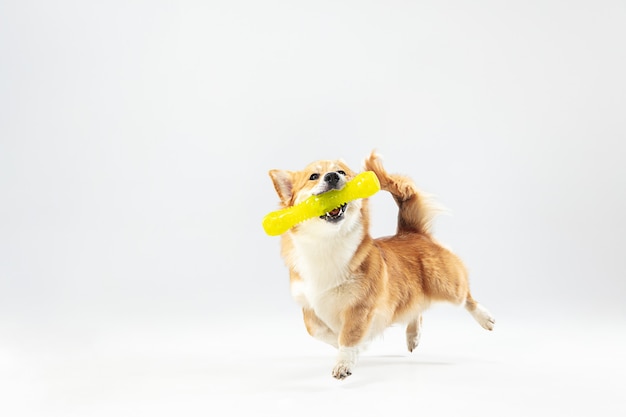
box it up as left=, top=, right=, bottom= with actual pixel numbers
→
left=407, top=333, right=421, bottom=352
left=332, top=346, right=358, bottom=380
left=472, top=304, right=495, bottom=331
left=332, top=361, right=353, bottom=380
left=483, top=315, right=495, bottom=331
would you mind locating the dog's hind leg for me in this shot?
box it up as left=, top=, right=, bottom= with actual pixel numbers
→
left=406, top=315, right=423, bottom=352
left=465, top=293, right=495, bottom=331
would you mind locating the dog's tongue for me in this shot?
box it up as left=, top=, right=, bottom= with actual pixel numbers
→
left=329, top=207, right=341, bottom=216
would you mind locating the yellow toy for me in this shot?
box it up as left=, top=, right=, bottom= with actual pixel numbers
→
left=263, top=171, right=380, bottom=236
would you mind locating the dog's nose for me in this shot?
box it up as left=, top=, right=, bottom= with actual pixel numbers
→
left=324, top=172, right=340, bottom=186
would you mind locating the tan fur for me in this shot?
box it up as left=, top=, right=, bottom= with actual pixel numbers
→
left=268, top=151, right=494, bottom=379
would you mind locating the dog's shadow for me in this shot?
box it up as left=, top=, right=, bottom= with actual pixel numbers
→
left=360, top=354, right=453, bottom=367
left=348, top=355, right=454, bottom=387
left=274, top=354, right=455, bottom=391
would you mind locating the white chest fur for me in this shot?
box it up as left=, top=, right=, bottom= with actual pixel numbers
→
left=289, top=219, right=364, bottom=329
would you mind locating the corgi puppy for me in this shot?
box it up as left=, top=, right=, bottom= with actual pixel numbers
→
left=268, top=151, right=494, bottom=379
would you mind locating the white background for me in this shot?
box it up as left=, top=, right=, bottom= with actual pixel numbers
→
left=1, top=1, right=625, bottom=416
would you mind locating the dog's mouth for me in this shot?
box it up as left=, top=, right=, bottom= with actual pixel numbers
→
left=320, top=203, right=347, bottom=223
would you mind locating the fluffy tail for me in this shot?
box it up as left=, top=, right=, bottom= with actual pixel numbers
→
left=363, top=151, right=444, bottom=235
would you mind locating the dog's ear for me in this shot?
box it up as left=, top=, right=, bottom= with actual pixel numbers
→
left=269, top=169, right=294, bottom=204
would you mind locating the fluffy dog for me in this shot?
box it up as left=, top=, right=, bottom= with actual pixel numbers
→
left=268, top=151, right=494, bottom=379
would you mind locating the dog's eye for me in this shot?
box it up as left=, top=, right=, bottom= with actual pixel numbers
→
left=309, top=173, right=320, bottom=180
left=337, top=170, right=346, bottom=176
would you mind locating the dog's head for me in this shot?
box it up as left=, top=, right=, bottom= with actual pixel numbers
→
left=269, top=159, right=366, bottom=236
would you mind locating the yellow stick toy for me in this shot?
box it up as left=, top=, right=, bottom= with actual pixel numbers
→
left=262, top=171, right=381, bottom=236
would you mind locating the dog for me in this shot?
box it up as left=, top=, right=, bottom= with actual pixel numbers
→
left=268, top=151, right=495, bottom=379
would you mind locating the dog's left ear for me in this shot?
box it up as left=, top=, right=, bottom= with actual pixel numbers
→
left=269, top=169, right=294, bottom=204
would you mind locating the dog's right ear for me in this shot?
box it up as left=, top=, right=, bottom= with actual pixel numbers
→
left=269, top=169, right=294, bottom=204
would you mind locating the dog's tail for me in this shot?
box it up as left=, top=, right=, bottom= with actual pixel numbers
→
left=363, top=151, right=444, bottom=235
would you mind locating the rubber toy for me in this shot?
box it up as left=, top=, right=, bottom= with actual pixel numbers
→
left=263, top=171, right=380, bottom=236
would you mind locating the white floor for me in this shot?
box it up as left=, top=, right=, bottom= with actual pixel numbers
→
left=2, top=311, right=624, bottom=417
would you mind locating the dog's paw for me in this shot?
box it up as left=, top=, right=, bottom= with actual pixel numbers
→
left=471, top=304, right=495, bottom=331
left=482, top=315, right=496, bottom=331
left=407, top=334, right=420, bottom=352
left=332, top=361, right=353, bottom=380
left=332, top=346, right=358, bottom=380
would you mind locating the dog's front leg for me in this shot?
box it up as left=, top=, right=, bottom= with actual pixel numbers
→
left=302, top=308, right=338, bottom=348
left=332, top=303, right=372, bottom=380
